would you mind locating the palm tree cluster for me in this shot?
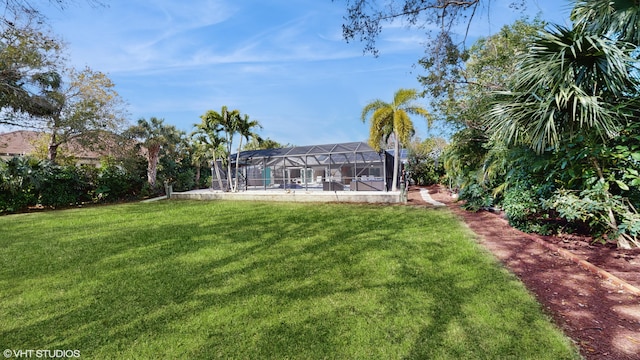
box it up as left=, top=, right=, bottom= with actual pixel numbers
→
left=191, top=106, right=261, bottom=192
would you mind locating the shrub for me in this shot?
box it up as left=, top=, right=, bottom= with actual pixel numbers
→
left=39, top=165, right=92, bottom=207
left=459, top=183, right=493, bottom=211
left=544, top=179, right=640, bottom=248
left=0, top=157, right=42, bottom=213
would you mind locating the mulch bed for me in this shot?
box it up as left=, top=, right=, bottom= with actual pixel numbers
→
left=407, top=185, right=640, bottom=360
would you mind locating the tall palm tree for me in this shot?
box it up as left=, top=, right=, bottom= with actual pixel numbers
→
left=361, top=88, right=431, bottom=191
left=127, top=117, right=183, bottom=188
left=216, top=106, right=241, bottom=191
left=233, top=114, right=262, bottom=192
left=193, top=110, right=227, bottom=191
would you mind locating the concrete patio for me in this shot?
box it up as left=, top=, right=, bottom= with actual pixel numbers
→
left=170, top=188, right=404, bottom=203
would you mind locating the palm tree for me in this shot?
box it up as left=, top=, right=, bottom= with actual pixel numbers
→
left=361, top=88, right=431, bottom=191
left=189, top=140, right=208, bottom=187
left=193, top=110, right=227, bottom=191
left=571, top=0, right=640, bottom=45
left=233, top=114, right=262, bottom=192
left=127, top=117, right=183, bottom=188
left=215, top=106, right=241, bottom=191
left=487, top=24, right=637, bottom=154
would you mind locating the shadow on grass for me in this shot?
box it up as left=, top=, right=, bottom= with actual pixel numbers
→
left=0, top=201, right=579, bottom=359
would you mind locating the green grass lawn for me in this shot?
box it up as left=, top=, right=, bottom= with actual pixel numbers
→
left=0, top=200, right=580, bottom=359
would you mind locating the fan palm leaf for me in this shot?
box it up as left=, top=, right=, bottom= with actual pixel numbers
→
left=488, top=24, right=638, bottom=153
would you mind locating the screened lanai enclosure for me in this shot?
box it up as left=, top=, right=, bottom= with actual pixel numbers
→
left=218, top=142, right=395, bottom=192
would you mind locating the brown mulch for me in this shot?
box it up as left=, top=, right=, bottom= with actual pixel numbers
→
left=407, top=185, right=640, bottom=360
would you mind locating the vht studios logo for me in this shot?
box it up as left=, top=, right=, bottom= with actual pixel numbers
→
left=3, top=349, right=81, bottom=358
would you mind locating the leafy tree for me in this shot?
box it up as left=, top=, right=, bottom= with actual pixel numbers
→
left=0, top=19, right=63, bottom=125
left=336, top=0, right=487, bottom=56
left=126, top=117, right=184, bottom=188
left=1, top=0, right=105, bottom=125
left=406, top=137, right=447, bottom=185
left=361, top=88, right=431, bottom=191
left=430, top=19, right=543, bottom=207
left=156, top=138, right=195, bottom=193
left=27, top=131, right=76, bottom=165
left=38, top=67, right=127, bottom=163
left=188, top=140, right=209, bottom=187
left=1, top=0, right=103, bottom=21
left=212, top=106, right=241, bottom=191
left=481, top=6, right=640, bottom=247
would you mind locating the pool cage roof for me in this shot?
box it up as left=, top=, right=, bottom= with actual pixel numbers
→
left=232, top=141, right=388, bottom=168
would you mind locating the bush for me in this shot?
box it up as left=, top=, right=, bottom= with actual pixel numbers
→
left=0, top=157, right=42, bottom=213
left=459, top=183, right=493, bottom=211
left=544, top=179, right=640, bottom=248
left=96, top=164, right=132, bottom=201
left=502, top=182, right=558, bottom=235
left=0, top=155, right=149, bottom=214
left=39, top=165, right=92, bottom=207
left=408, top=160, right=444, bottom=186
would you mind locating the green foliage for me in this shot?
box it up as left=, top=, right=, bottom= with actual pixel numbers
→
left=361, top=88, right=431, bottom=191
left=459, top=183, right=493, bottom=211
left=38, top=165, right=92, bottom=207
left=406, top=137, right=446, bottom=186
left=0, top=155, right=148, bottom=213
left=126, top=117, right=185, bottom=187
left=94, top=158, right=145, bottom=202
left=157, top=153, right=195, bottom=192
left=1, top=21, right=63, bottom=124
left=408, top=159, right=443, bottom=186
left=0, top=156, right=40, bottom=212
left=502, top=181, right=557, bottom=235
left=487, top=23, right=638, bottom=154
left=435, top=5, right=640, bottom=247
left=544, top=180, right=640, bottom=247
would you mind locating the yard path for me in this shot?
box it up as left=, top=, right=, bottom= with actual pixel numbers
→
left=407, top=185, right=640, bottom=360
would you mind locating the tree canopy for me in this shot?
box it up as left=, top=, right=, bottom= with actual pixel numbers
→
left=0, top=20, right=64, bottom=125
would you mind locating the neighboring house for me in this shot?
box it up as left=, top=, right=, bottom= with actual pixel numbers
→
left=0, top=130, right=112, bottom=166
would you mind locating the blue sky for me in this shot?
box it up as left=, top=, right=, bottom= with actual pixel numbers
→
left=39, top=0, right=573, bottom=146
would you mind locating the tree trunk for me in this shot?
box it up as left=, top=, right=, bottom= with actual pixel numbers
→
left=212, top=151, right=224, bottom=191
left=195, top=165, right=201, bottom=187
left=214, top=160, right=224, bottom=191
left=234, top=138, right=244, bottom=192
left=226, top=155, right=233, bottom=192
left=48, top=131, right=59, bottom=164
left=391, top=132, right=400, bottom=191
left=147, top=145, right=160, bottom=187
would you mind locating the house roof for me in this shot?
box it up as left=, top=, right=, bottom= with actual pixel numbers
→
left=232, top=141, right=389, bottom=167
left=0, top=130, right=106, bottom=160
left=235, top=141, right=382, bottom=159
left=0, top=130, right=39, bottom=156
